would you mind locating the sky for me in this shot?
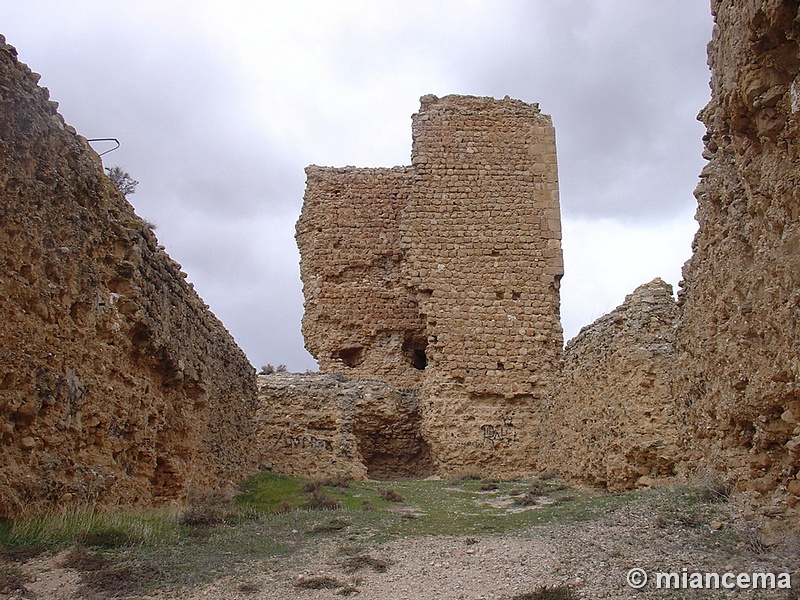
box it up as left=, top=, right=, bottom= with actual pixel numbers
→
left=4, top=1, right=714, bottom=372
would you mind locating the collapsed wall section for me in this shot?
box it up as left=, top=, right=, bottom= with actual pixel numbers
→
left=296, top=166, right=426, bottom=390
left=256, top=373, right=433, bottom=480
left=676, top=0, right=800, bottom=509
left=0, top=38, right=258, bottom=517
left=542, top=279, right=681, bottom=490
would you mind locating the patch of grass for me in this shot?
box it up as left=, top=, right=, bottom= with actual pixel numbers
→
left=237, top=472, right=309, bottom=513
left=508, top=585, right=576, bottom=599
left=0, top=507, right=180, bottom=549
left=294, top=574, right=346, bottom=589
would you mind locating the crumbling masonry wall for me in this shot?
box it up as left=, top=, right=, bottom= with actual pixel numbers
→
left=0, top=38, right=259, bottom=518
left=540, top=279, right=682, bottom=491
left=296, top=166, right=426, bottom=391
left=297, top=94, right=563, bottom=476
left=675, top=0, right=800, bottom=509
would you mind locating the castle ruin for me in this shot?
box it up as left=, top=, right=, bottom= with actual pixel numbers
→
left=295, top=94, right=563, bottom=476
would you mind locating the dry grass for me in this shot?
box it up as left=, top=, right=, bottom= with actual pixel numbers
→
left=508, top=585, right=576, bottom=599
left=303, top=489, right=342, bottom=511
left=180, top=487, right=235, bottom=526
left=378, top=488, right=405, bottom=503
left=294, top=574, right=346, bottom=589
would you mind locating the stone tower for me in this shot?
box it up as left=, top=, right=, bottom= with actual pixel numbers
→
left=297, top=94, right=563, bottom=475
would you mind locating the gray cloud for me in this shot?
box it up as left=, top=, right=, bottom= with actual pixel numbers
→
left=3, top=1, right=714, bottom=370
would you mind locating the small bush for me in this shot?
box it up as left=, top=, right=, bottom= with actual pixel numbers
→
left=301, top=481, right=323, bottom=494
left=260, top=364, right=275, bottom=375
left=698, top=475, right=733, bottom=503
left=338, top=553, right=391, bottom=574
left=379, top=488, right=405, bottom=503
left=237, top=581, right=262, bottom=594
left=272, top=502, right=294, bottom=515
left=449, top=468, right=483, bottom=483
left=509, top=585, right=576, bottom=600
left=321, top=474, right=353, bottom=489
left=180, top=487, right=234, bottom=526
left=294, top=575, right=344, bottom=590
left=303, top=489, right=341, bottom=511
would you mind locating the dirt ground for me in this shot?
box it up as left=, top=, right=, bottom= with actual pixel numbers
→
left=6, top=489, right=799, bottom=600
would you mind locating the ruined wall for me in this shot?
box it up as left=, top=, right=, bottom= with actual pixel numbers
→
left=296, top=95, right=562, bottom=477
left=542, top=279, right=681, bottom=490
left=256, top=373, right=432, bottom=480
left=675, top=0, right=800, bottom=511
left=0, top=37, right=258, bottom=517
left=296, top=166, right=426, bottom=390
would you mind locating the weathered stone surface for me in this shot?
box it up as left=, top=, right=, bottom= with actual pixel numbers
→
left=542, top=279, right=681, bottom=490
left=296, top=166, right=425, bottom=391
left=296, top=94, right=563, bottom=475
left=256, top=374, right=433, bottom=480
left=675, top=0, right=800, bottom=508
left=0, top=37, right=258, bottom=517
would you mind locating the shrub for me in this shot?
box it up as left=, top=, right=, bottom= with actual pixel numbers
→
left=105, top=166, right=139, bottom=197
left=509, top=585, right=576, bottom=600
left=180, top=487, right=234, bottom=526
left=698, top=474, right=733, bottom=503
left=303, top=489, right=341, bottom=511
left=294, top=575, right=344, bottom=590
left=321, top=474, right=352, bottom=489
left=379, top=488, right=405, bottom=503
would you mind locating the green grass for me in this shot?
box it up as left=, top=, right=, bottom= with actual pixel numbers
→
left=0, top=473, right=743, bottom=597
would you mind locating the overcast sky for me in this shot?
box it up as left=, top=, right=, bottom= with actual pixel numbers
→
left=4, top=1, right=713, bottom=372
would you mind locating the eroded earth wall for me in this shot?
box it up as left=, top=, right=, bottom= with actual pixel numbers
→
left=675, top=0, right=800, bottom=511
left=256, top=374, right=433, bottom=480
left=541, top=279, right=681, bottom=491
left=0, top=38, right=258, bottom=517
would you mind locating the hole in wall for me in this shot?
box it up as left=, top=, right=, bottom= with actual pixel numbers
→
left=335, top=347, right=365, bottom=368
left=402, top=337, right=428, bottom=370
